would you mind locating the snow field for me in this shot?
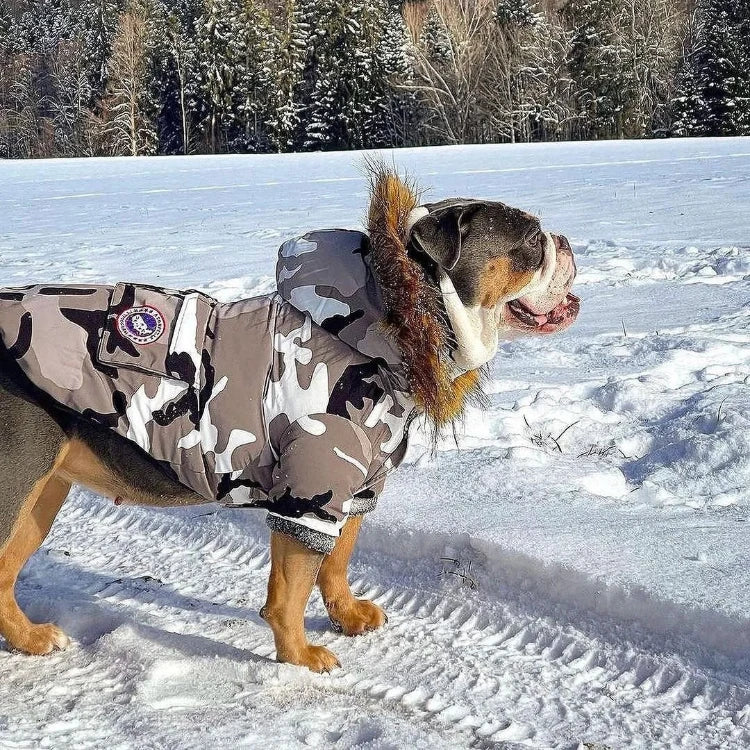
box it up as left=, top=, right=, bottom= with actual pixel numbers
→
left=0, top=137, right=748, bottom=747
left=1, top=489, right=748, bottom=748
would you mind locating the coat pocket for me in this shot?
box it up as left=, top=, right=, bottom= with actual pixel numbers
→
left=97, top=282, right=215, bottom=386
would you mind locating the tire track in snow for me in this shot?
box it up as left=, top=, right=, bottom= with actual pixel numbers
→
left=1, top=490, right=747, bottom=748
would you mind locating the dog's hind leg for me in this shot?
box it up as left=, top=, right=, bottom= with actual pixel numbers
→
left=0, top=452, right=72, bottom=654
left=0, top=373, right=74, bottom=653
left=317, top=516, right=387, bottom=636
left=260, top=531, right=340, bottom=672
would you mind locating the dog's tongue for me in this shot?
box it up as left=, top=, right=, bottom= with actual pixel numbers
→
left=521, top=299, right=566, bottom=326
left=516, top=295, right=555, bottom=316
left=510, top=293, right=579, bottom=332
left=542, top=294, right=580, bottom=330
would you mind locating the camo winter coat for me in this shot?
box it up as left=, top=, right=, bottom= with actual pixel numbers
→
left=0, top=230, right=416, bottom=553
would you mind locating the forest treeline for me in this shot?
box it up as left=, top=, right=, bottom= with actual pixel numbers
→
left=1, top=0, right=749, bottom=158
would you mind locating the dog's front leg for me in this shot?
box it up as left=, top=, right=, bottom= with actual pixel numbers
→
left=317, top=516, right=387, bottom=636
left=260, top=531, right=340, bottom=672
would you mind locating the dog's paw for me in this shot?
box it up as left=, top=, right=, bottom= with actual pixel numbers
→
left=329, top=599, right=387, bottom=637
left=10, top=623, right=71, bottom=655
left=281, top=644, right=341, bottom=673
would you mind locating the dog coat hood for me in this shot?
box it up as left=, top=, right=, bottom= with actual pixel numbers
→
left=276, top=230, right=403, bottom=368
left=0, top=230, right=416, bottom=554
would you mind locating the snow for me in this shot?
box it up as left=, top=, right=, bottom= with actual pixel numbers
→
left=1, top=137, right=749, bottom=748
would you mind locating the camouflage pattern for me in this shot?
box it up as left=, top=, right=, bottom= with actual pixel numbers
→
left=0, top=231, right=415, bottom=554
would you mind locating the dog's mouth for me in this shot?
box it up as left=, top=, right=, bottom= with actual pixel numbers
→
left=505, top=293, right=580, bottom=334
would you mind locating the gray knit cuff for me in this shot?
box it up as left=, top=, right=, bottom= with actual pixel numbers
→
left=265, top=514, right=336, bottom=555
left=349, top=491, right=378, bottom=516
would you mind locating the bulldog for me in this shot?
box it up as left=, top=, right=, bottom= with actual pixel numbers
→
left=0, top=166, right=578, bottom=672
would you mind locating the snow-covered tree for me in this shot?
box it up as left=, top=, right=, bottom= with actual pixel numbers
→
left=504, top=10, right=577, bottom=142
left=408, top=1, right=493, bottom=145
left=0, top=0, right=715, bottom=154
left=102, top=0, right=158, bottom=155
left=160, top=8, right=196, bottom=154
left=190, top=0, right=276, bottom=152
left=48, top=37, right=96, bottom=155
left=490, top=0, right=548, bottom=143
left=228, top=0, right=275, bottom=152
left=192, top=0, right=236, bottom=152
left=6, top=61, right=40, bottom=156
left=610, top=0, right=684, bottom=138
left=267, top=0, right=308, bottom=151
left=0, top=6, right=16, bottom=157
left=79, top=0, right=125, bottom=89
left=496, top=0, right=537, bottom=26
left=298, top=0, right=412, bottom=150
left=673, top=0, right=750, bottom=136
left=562, top=0, right=631, bottom=139
left=561, top=0, right=687, bottom=140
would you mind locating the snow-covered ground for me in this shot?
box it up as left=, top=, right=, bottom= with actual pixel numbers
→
left=0, top=137, right=748, bottom=748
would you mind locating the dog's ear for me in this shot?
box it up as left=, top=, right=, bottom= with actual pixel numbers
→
left=409, top=204, right=482, bottom=271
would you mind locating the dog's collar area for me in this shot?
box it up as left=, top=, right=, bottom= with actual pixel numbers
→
left=405, top=206, right=429, bottom=237
left=367, top=165, right=487, bottom=426
left=439, top=273, right=499, bottom=372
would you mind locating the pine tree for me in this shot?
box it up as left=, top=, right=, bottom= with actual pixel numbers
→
left=267, top=0, right=308, bottom=151
left=79, top=0, right=125, bottom=90
left=673, top=0, right=750, bottom=136
left=562, top=0, right=630, bottom=139
left=496, top=0, right=537, bottom=26
left=0, top=3, right=15, bottom=157
left=297, top=0, right=348, bottom=150
left=228, top=0, right=275, bottom=152
left=0, top=0, right=98, bottom=157
left=346, top=0, right=413, bottom=149
left=161, top=7, right=197, bottom=154
left=418, top=4, right=451, bottom=65
left=298, top=0, right=413, bottom=151
left=378, top=1, right=417, bottom=147
left=48, top=36, right=95, bottom=155
left=193, top=0, right=236, bottom=152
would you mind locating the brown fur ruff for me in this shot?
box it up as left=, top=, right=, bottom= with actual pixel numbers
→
left=366, top=163, right=485, bottom=429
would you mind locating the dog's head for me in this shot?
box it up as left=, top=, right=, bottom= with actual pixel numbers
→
left=406, top=198, right=579, bottom=370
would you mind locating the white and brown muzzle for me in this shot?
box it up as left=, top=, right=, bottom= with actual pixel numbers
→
left=504, top=233, right=580, bottom=335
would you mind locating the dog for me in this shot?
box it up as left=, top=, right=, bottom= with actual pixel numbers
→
left=0, top=168, right=578, bottom=672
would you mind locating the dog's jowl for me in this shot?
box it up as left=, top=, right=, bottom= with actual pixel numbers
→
left=0, top=168, right=578, bottom=671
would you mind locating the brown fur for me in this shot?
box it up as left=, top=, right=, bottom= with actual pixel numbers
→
left=0, top=446, right=71, bottom=654
left=0, top=429, right=364, bottom=671
left=260, top=515, right=381, bottom=671
left=366, top=163, right=485, bottom=428
left=480, top=259, right=535, bottom=308
left=317, top=515, right=386, bottom=636
left=56, top=438, right=201, bottom=508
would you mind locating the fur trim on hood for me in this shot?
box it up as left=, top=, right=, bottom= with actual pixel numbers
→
left=366, top=162, right=485, bottom=429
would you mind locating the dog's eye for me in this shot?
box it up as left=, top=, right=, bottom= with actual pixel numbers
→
left=519, top=231, right=544, bottom=270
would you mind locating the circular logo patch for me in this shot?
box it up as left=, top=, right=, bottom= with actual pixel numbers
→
left=117, top=306, right=165, bottom=345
